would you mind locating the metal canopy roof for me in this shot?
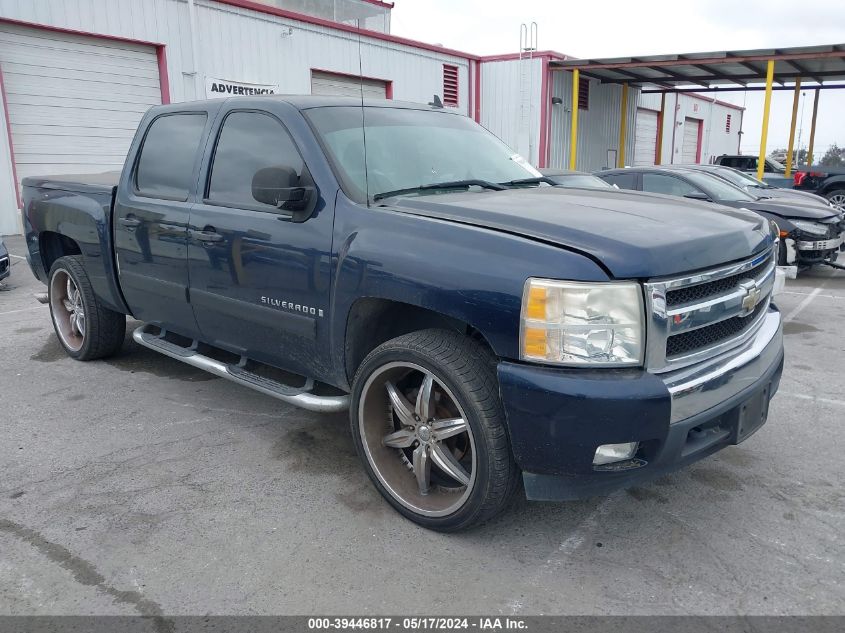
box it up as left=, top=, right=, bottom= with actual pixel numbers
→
left=550, top=43, right=845, bottom=89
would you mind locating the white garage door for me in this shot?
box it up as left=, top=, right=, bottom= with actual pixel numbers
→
left=0, top=23, right=162, bottom=186
left=633, top=108, right=658, bottom=166
left=681, top=117, right=702, bottom=164
left=311, top=71, right=388, bottom=99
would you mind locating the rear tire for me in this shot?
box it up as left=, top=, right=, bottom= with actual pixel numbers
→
left=48, top=255, right=126, bottom=360
left=350, top=329, right=519, bottom=531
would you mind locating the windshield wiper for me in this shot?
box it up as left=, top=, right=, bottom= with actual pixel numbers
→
left=373, top=179, right=505, bottom=201
left=499, top=176, right=557, bottom=187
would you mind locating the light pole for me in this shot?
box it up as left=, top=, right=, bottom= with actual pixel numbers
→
left=796, top=91, right=806, bottom=165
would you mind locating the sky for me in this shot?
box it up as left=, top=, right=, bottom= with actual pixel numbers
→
left=389, top=0, right=845, bottom=156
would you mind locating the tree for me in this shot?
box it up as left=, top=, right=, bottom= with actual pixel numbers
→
left=820, top=144, right=845, bottom=167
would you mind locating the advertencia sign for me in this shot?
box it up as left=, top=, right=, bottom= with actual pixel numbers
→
left=205, top=77, right=279, bottom=98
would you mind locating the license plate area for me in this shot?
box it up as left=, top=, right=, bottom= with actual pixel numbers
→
left=734, top=383, right=771, bottom=444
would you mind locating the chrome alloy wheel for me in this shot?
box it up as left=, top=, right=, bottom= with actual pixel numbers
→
left=358, top=362, right=476, bottom=517
left=828, top=192, right=845, bottom=211
left=50, top=269, right=85, bottom=352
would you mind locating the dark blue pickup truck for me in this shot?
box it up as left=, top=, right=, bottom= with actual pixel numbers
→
left=22, top=96, right=784, bottom=531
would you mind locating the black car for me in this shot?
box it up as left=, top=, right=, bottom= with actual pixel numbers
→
left=793, top=166, right=845, bottom=211
left=669, top=164, right=832, bottom=207
left=0, top=237, right=10, bottom=281
left=597, top=166, right=844, bottom=269
left=540, top=169, right=615, bottom=190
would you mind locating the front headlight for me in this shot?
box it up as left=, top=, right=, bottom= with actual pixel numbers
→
left=520, top=279, right=644, bottom=366
left=790, top=220, right=828, bottom=237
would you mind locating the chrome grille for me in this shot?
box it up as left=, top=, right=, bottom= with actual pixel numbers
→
left=666, top=302, right=767, bottom=357
left=665, top=259, right=770, bottom=308
left=644, top=247, right=776, bottom=373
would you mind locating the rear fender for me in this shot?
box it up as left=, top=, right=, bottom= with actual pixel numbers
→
left=22, top=184, right=128, bottom=314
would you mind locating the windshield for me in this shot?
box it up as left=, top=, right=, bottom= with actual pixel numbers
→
left=684, top=171, right=757, bottom=202
left=305, top=106, right=539, bottom=202
left=715, top=167, right=768, bottom=188
left=553, top=174, right=613, bottom=189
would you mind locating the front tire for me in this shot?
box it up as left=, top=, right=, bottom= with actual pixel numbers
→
left=825, top=188, right=845, bottom=211
left=350, top=329, right=518, bottom=531
left=48, top=255, right=126, bottom=360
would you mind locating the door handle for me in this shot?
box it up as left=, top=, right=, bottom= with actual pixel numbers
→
left=192, top=228, right=224, bottom=244
left=120, top=216, right=142, bottom=229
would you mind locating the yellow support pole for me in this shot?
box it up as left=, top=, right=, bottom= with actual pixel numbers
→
left=784, top=78, right=801, bottom=178
left=617, top=83, right=628, bottom=167
left=569, top=69, right=579, bottom=170
left=807, top=88, right=820, bottom=165
left=655, top=93, right=665, bottom=165
left=757, top=59, right=775, bottom=181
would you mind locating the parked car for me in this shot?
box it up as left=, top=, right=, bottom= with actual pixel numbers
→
left=23, top=96, right=784, bottom=531
left=672, top=164, right=832, bottom=207
left=0, top=237, right=9, bottom=281
left=792, top=166, right=845, bottom=211
left=539, top=169, right=615, bottom=190
left=713, top=154, right=792, bottom=188
left=597, top=166, right=844, bottom=269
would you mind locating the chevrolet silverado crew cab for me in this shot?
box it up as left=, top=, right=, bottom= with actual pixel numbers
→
left=22, top=96, right=784, bottom=531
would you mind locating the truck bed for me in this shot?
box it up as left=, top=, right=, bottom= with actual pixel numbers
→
left=22, top=170, right=120, bottom=196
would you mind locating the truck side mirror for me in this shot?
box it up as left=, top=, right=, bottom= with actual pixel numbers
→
left=252, top=166, right=315, bottom=222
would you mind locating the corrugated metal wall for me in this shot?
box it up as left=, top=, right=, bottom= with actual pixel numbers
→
left=194, top=0, right=470, bottom=111
left=549, top=71, right=638, bottom=172
left=0, top=0, right=473, bottom=232
left=479, top=57, right=544, bottom=166
left=638, top=92, right=743, bottom=165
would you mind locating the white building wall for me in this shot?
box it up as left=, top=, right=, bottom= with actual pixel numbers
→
left=0, top=0, right=472, bottom=234
left=638, top=92, right=743, bottom=165
left=479, top=57, right=544, bottom=166
left=549, top=72, right=638, bottom=172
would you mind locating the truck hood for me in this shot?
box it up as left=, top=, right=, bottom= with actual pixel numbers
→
left=385, top=187, right=771, bottom=278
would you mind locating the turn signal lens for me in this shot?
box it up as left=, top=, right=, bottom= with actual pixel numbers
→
left=525, top=285, right=548, bottom=320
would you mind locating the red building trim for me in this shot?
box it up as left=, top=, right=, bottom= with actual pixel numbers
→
left=473, top=60, right=482, bottom=122
left=214, top=0, right=478, bottom=61
left=538, top=57, right=550, bottom=168
left=0, top=66, right=21, bottom=209
left=478, top=50, right=569, bottom=63
left=359, top=0, right=395, bottom=8
left=157, top=46, right=171, bottom=104
left=310, top=68, right=393, bottom=98
left=695, top=118, right=704, bottom=163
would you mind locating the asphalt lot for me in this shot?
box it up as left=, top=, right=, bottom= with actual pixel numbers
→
left=0, top=233, right=842, bottom=616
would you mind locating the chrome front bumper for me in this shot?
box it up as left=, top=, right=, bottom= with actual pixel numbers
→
left=796, top=236, right=843, bottom=251
left=663, top=308, right=783, bottom=423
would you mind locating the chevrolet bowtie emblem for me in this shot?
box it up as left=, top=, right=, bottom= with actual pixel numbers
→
left=739, top=279, right=761, bottom=315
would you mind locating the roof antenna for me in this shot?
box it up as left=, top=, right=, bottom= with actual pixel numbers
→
left=356, top=19, right=370, bottom=207
left=428, top=95, right=443, bottom=108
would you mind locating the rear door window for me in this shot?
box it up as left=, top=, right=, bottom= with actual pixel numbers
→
left=599, top=172, right=637, bottom=190
left=641, top=173, right=702, bottom=197
left=135, top=113, right=207, bottom=200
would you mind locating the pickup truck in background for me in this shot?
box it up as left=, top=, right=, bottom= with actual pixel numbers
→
left=713, top=154, right=793, bottom=188
left=792, top=166, right=845, bottom=210
left=22, top=96, right=784, bottom=531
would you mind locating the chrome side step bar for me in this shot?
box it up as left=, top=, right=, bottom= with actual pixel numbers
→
left=132, top=324, right=349, bottom=413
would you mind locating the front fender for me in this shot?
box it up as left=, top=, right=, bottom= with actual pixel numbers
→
left=820, top=175, right=845, bottom=195
left=329, top=194, right=610, bottom=377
